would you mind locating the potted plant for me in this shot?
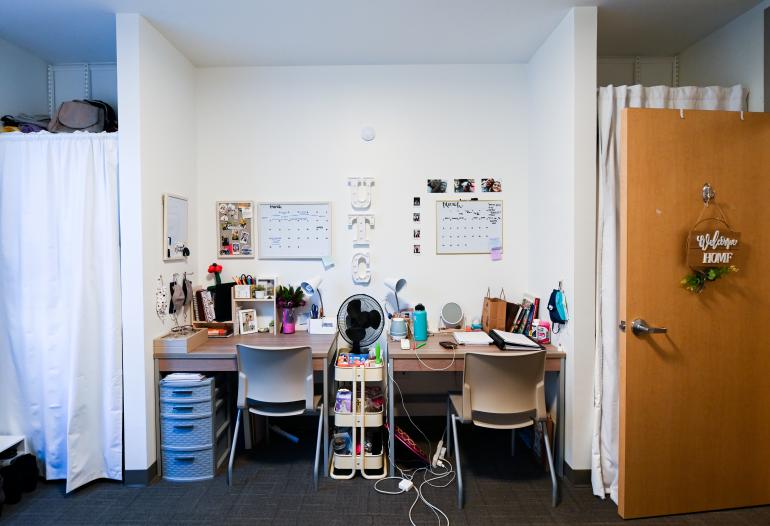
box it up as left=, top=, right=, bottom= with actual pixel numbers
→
left=276, top=285, right=306, bottom=334
left=254, top=283, right=266, bottom=299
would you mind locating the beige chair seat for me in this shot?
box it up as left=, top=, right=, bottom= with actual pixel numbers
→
left=446, top=350, right=558, bottom=508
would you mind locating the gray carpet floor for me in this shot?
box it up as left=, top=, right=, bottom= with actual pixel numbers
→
left=2, top=418, right=769, bottom=525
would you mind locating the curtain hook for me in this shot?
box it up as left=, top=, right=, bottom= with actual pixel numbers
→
left=679, top=109, right=685, bottom=119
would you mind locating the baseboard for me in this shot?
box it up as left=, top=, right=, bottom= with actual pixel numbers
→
left=124, top=462, right=158, bottom=486
left=564, top=462, right=591, bottom=486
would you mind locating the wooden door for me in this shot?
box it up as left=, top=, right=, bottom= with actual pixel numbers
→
left=618, top=109, right=770, bottom=519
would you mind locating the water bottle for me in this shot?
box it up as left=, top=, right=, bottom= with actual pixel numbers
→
left=413, top=304, right=428, bottom=341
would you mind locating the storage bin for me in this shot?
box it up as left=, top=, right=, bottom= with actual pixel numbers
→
left=161, top=445, right=214, bottom=482
left=160, top=398, right=212, bottom=417
left=160, top=379, right=214, bottom=400
left=160, top=414, right=213, bottom=448
left=334, top=408, right=383, bottom=428
left=333, top=451, right=384, bottom=471
left=334, top=364, right=384, bottom=382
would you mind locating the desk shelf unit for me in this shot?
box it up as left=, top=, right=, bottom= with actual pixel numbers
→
left=193, top=277, right=278, bottom=336
left=330, top=356, right=388, bottom=480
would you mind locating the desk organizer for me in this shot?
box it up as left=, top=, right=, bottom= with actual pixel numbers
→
left=159, top=376, right=230, bottom=481
left=153, top=328, right=208, bottom=353
left=330, top=354, right=387, bottom=480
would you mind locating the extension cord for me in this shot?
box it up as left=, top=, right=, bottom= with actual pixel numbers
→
left=398, top=479, right=414, bottom=492
left=431, top=440, right=444, bottom=468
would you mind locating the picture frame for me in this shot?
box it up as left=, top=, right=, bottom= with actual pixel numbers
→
left=238, top=308, right=258, bottom=335
left=217, top=201, right=255, bottom=259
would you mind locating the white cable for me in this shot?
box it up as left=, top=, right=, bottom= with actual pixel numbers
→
left=414, top=342, right=457, bottom=371
left=373, top=366, right=455, bottom=525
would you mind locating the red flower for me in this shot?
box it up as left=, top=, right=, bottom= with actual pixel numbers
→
left=208, top=263, right=223, bottom=274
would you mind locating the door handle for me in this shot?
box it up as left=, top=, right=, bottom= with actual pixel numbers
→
left=631, top=318, right=667, bottom=336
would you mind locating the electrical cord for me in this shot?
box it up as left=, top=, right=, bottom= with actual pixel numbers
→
left=372, top=365, right=455, bottom=525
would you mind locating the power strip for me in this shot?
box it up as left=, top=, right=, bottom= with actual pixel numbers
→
left=431, top=440, right=444, bottom=468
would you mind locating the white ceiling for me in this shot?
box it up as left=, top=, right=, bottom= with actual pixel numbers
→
left=0, top=0, right=762, bottom=65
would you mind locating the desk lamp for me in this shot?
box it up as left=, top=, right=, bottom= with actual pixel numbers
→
left=301, top=276, right=324, bottom=318
left=384, top=277, right=407, bottom=313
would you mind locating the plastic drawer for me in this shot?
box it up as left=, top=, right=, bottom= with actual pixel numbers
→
left=334, top=365, right=384, bottom=382
left=160, top=414, right=213, bottom=449
left=160, top=398, right=212, bottom=417
left=160, top=378, right=213, bottom=401
left=162, top=445, right=214, bottom=482
left=334, top=408, right=383, bottom=428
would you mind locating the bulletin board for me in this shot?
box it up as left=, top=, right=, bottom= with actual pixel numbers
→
left=163, top=193, right=189, bottom=260
left=258, top=202, right=332, bottom=259
left=436, top=200, right=503, bottom=254
left=217, top=201, right=254, bottom=258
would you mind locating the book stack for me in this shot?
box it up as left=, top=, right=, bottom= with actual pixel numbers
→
left=510, top=294, right=540, bottom=335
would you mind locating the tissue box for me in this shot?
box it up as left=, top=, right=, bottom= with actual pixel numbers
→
left=308, top=317, right=336, bottom=334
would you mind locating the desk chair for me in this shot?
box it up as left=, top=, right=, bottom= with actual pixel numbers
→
left=446, top=350, right=557, bottom=508
left=227, top=345, right=323, bottom=489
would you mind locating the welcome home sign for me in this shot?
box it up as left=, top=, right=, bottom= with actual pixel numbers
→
left=687, top=229, right=741, bottom=268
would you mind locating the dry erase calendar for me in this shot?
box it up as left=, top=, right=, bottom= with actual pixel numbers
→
left=436, top=200, right=503, bottom=254
left=258, top=202, right=332, bottom=259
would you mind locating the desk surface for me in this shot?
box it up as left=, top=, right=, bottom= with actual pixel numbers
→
left=154, top=332, right=337, bottom=360
left=387, top=334, right=565, bottom=359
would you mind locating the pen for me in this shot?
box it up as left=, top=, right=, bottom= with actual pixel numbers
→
left=416, top=342, right=426, bottom=349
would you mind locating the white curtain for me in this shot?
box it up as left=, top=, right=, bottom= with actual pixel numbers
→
left=592, top=85, right=748, bottom=502
left=0, top=132, right=122, bottom=493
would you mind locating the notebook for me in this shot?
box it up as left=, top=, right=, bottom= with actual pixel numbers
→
left=453, top=331, right=494, bottom=345
left=489, top=329, right=544, bottom=350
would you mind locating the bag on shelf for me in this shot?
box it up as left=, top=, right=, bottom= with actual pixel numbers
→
left=482, top=288, right=518, bottom=333
left=48, top=99, right=117, bottom=133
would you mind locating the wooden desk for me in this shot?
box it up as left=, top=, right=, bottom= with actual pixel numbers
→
left=387, top=336, right=566, bottom=477
left=153, top=332, right=338, bottom=477
left=154, top=332, right=337, bottom=372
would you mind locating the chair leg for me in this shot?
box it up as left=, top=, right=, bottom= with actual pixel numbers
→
left=510, top=429, right=516, bottom=457
left=227, top=408, right=242, bottom=486
left=542, top=420, right=558, bottom=507
left=451, top=414, right=463, bottom=509
left=265, top=416, right=270, bottom=445
left=313, top=404, right=323, bottom=490
left=445, top=398, right=452, bottom=454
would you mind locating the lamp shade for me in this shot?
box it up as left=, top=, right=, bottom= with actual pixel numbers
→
left=301, top=275, right=322, bottom=296
left=384, top=277, right=406, bottom=293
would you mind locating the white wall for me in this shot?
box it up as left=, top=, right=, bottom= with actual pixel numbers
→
left=679, top=0, right=769, bottom=112
left=0, top=38, right=49, bottom=117
left=117, top=13, right=197, bottom=474
left=195, top=65, right=529, bottom=327
left=527, top=7, right=597, bottom=471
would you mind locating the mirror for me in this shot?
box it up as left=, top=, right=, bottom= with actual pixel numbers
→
left=163, top=193, right=189, bottom=260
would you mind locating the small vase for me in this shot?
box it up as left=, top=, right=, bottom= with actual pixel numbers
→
left=281, top=308, right=296, bottom=334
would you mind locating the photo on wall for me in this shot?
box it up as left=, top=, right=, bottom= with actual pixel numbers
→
left=427, top=179, right=448, bottom=193
left=454, top=179, right=475, bottom=193
left=413, top=212, right=421, bottom=222
left=481, top=178, right=502, bottom=192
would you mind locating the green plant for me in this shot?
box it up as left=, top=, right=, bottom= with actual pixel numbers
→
left=276, top=285, right=306, bottom=308
left=681, top=265, right=738, bottom=293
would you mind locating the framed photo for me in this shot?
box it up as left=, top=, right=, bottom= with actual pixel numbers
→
left=413, top=197, right=421, bottom=207
left=238, top=308, right=258, bottom=334
left=217, top=201, right=254, bottom=259
left=453, top=179, right=476, bottom=193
